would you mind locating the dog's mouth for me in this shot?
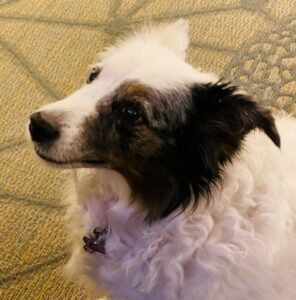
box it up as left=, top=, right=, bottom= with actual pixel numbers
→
left=35, top=148, right=106, bottom=168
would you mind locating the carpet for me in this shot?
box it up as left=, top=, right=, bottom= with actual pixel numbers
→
left=0, top=0, right=295, bottom=299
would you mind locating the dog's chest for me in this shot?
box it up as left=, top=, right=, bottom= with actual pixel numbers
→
left=81, top=197, right=261, bottom=300
left=82, top=196, right=171, bottom=260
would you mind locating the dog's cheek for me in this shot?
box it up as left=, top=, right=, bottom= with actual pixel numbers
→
left=128, top=127, right=169, bottom=158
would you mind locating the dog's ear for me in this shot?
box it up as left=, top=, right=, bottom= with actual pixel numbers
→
left=153, top=19, right=189, bottom=60
left=190, top=82, right=281, bottom=151
left=126, top=82, right=280, bottom=223
left=166, top=82, right=281, bottom=216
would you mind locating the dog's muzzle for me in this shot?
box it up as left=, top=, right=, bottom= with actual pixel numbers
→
left=29, top=112, right=59, bottom=144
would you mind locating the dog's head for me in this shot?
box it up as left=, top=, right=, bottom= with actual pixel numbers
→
left=28, top=20, right=280, bottom=221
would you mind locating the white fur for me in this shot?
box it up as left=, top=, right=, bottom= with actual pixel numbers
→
left=34, top=20, right=296, bottom=299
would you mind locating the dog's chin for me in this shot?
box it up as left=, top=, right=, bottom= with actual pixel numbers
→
left=34, top=148, right=106, bottom=169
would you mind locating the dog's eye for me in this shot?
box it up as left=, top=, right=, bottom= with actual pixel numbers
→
left=86, top=67, right=100, bottom=84
left=121, top=105, right=143, bottom=124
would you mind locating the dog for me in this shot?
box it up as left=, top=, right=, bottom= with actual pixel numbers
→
left=28, top=19, right=296, bottom=300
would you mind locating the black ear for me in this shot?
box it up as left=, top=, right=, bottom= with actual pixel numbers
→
left=191, top=82, right=281, bottom=148
left=123, top=82, right=280, bottom=223
left=163, top=82, right=281, bottom=217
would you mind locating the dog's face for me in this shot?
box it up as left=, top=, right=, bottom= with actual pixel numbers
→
left=28, top=20, right=280, bottom=221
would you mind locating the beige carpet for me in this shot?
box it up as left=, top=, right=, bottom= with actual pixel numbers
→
left=0, top=0, right=295, bottom=299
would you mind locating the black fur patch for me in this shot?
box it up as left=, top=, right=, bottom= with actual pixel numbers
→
left=81, top=81, right=280, bottom=222
left=127, top=82, right=281, bottom=222
left=152, top=82, right=281, bottom=221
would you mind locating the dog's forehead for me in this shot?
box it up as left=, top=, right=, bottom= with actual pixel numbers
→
left=98, top=50, right=180, bottom=90
left=97, top=39, right=216, bottom=91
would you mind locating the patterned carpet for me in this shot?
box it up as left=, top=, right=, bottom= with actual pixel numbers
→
left=0, top=0, right=295, bottom=299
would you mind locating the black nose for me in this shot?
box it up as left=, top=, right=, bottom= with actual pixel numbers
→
left=29, top=112, right=59, bottom=143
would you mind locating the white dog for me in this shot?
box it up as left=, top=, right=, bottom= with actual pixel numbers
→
left=28, top=20, right=296, bottom=300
